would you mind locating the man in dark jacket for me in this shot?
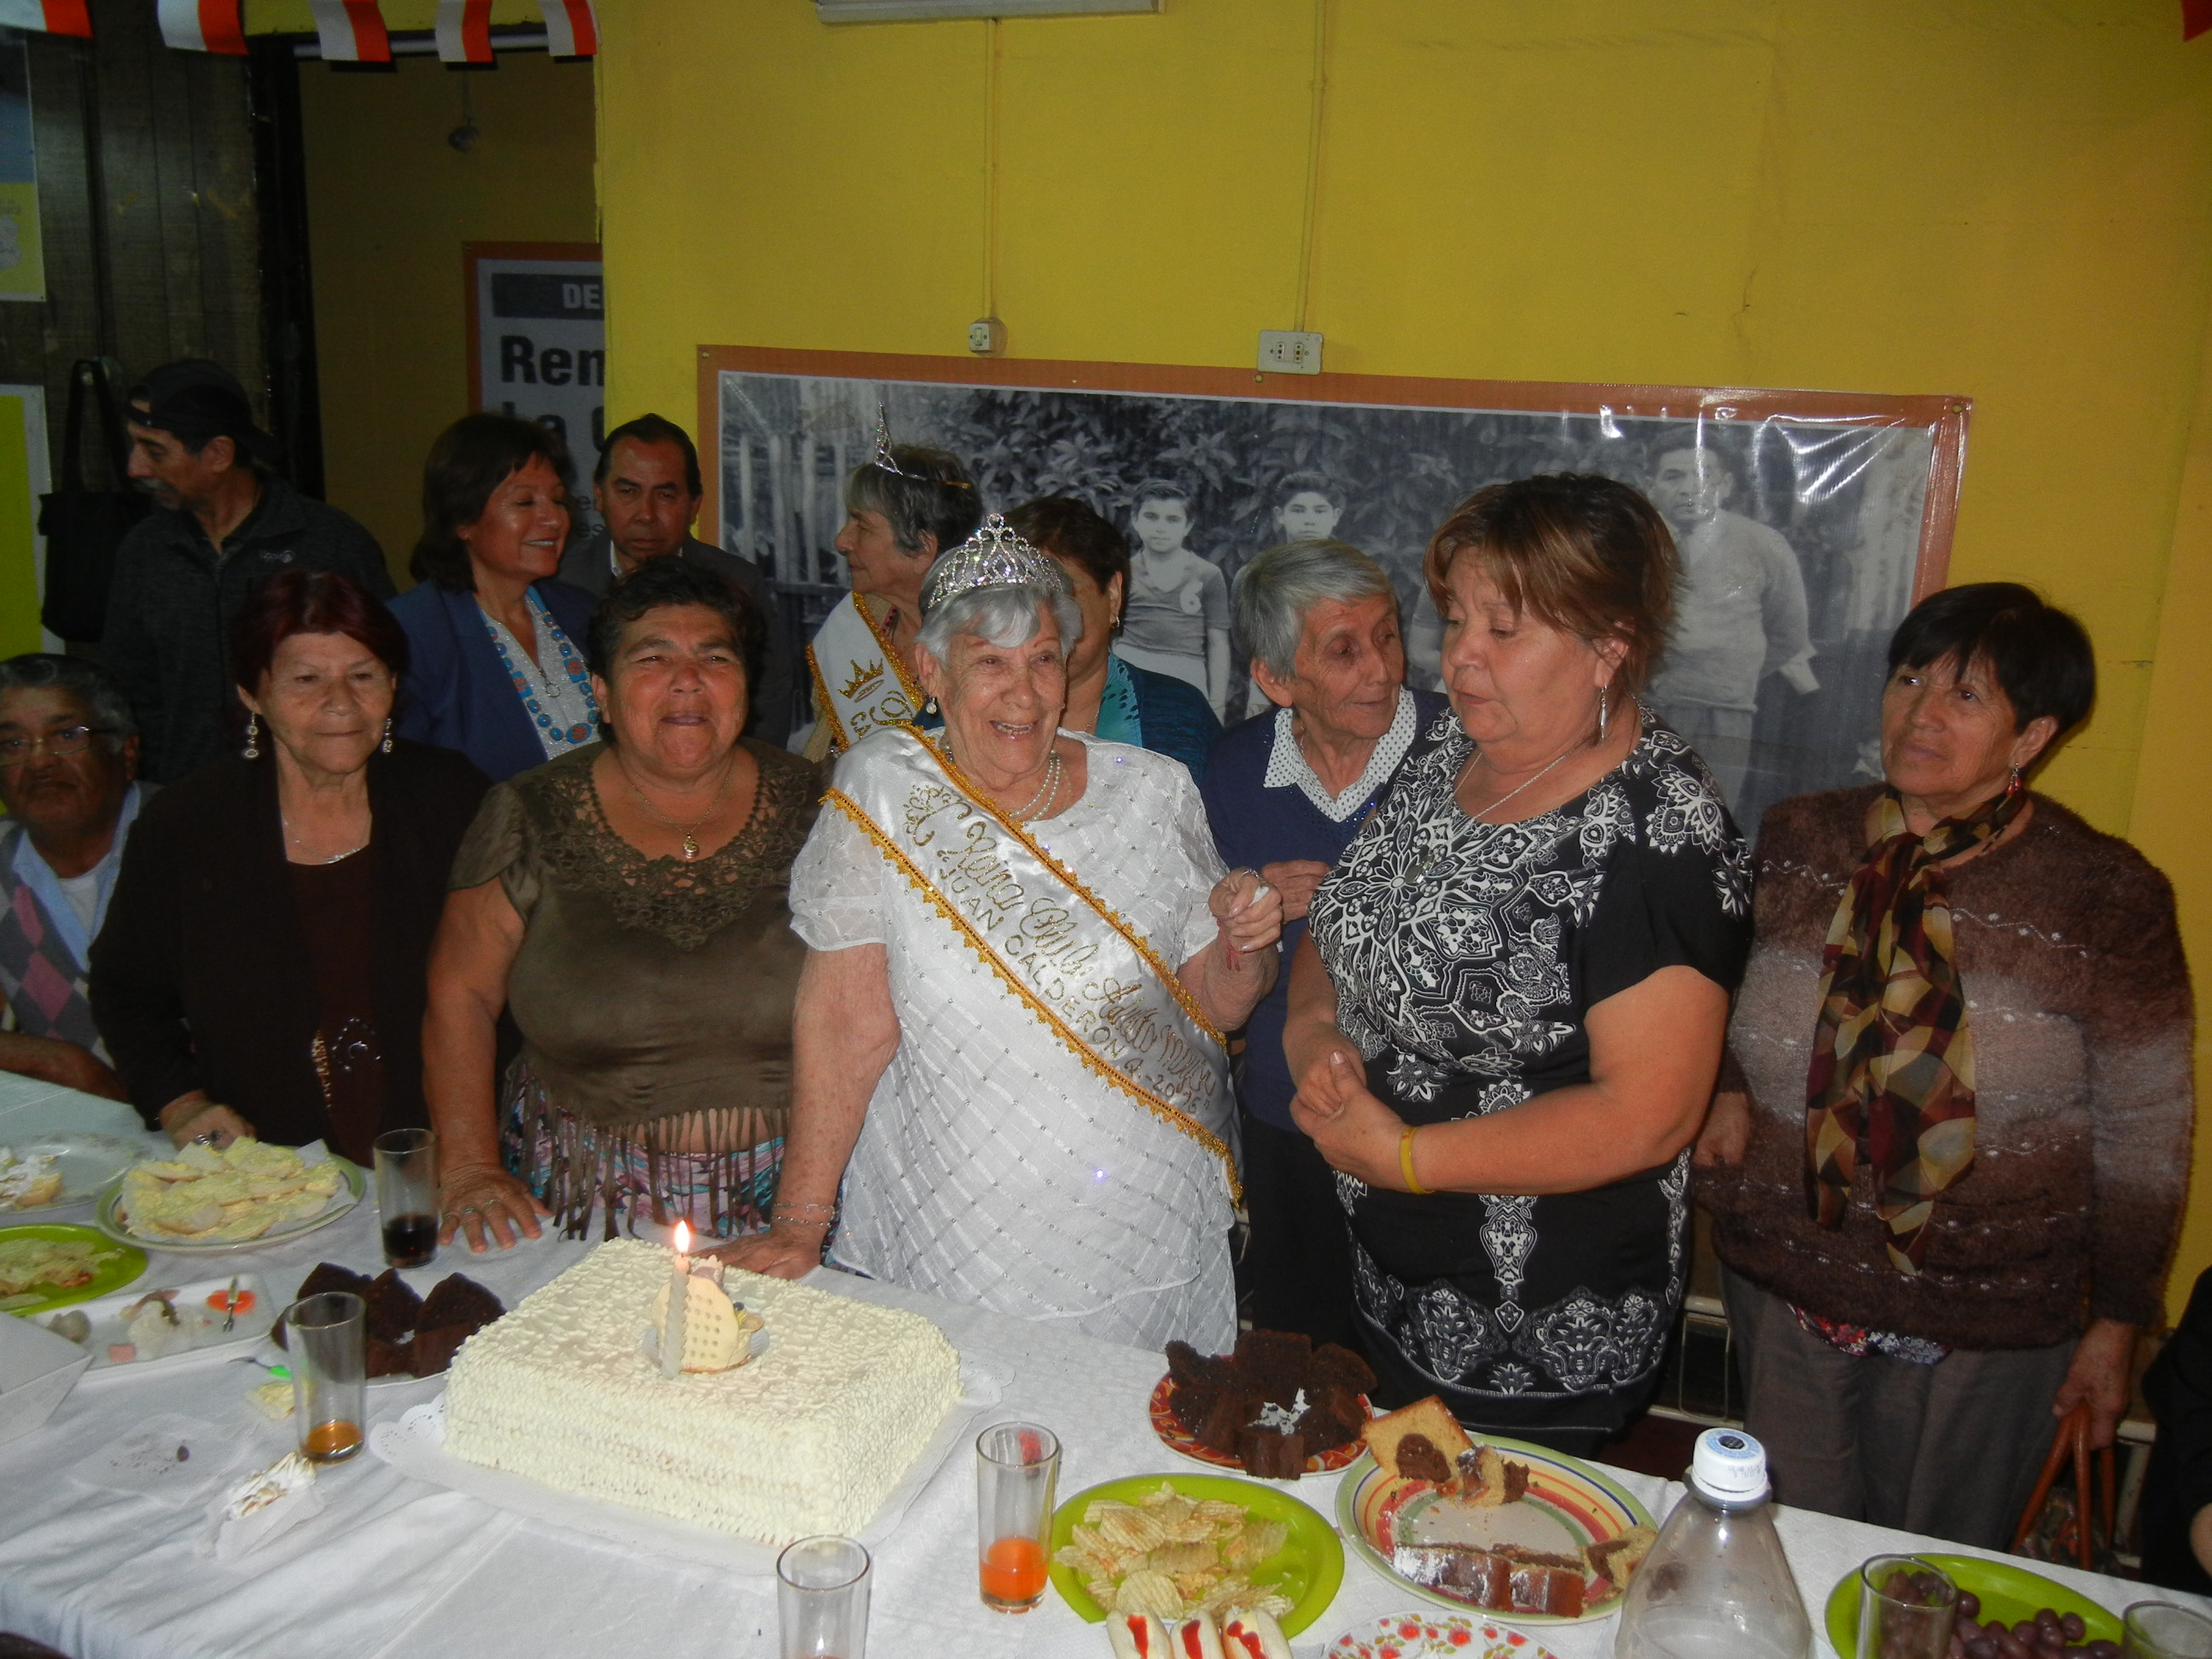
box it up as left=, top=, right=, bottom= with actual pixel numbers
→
left=557, top=412, right=794, bottom=744
left=102, top=359, right=392, bottom=781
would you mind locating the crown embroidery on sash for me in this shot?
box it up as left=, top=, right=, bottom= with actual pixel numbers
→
left=841, top=658, right=887, bottom=700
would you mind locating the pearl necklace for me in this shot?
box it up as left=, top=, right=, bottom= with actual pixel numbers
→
left=1010, top=748, right=1063, bottom=821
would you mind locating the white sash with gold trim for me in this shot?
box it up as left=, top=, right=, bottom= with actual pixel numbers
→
left=806, top=593, right=922, bottom=754
left=829, top=728, right=1237, bottom=1196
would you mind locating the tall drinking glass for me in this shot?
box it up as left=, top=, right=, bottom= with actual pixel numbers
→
left=288, top=1291, right=365, bottom=1464
left=374, top=1126, right=439, bottom=1268
left=1857, top=1554, right=1959, bottom=1659
left=2125, top=1604, right=2212, bottom=1659
left=975, top=1421, right=1060, bottom=1614
left=777, top=1534, right=870, bottom=1659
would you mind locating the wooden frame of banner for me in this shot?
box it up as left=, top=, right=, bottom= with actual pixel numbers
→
left=694, top=343, right=1969, bottom=599
left=463, top=240, right=602, bottom=408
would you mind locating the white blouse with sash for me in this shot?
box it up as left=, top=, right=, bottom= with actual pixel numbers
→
left=789, top=727, right=1237, bottom=1353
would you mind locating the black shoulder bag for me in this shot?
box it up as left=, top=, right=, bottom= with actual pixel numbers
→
left=38, top=357, right=148, bottom=643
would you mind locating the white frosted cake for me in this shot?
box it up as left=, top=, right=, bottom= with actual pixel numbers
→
left=444, top=1239, right=963, bottom=1544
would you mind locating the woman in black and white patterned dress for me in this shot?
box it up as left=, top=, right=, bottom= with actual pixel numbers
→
left=1286, top=474, right=1753, bottom=1453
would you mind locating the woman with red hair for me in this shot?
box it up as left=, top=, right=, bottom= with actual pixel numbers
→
left=91, top=570, right=488, bottom=1161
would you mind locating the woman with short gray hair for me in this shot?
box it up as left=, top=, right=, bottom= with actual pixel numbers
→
left=1200, top=538, right=1452, bottom=1347
left=730, top=516, right=1284, bottom=1350
left=803, top=426, right=982, bottom=759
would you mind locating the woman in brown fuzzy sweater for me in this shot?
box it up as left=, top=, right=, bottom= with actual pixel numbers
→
left=1695, top=583, right=2192, bottom=1550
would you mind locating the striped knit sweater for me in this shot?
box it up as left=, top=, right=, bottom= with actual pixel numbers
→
left=1695, top=785, right=2193, bottom=1350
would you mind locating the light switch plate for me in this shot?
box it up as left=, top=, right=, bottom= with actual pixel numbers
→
left=1258, top=329, right=1323, bottom=375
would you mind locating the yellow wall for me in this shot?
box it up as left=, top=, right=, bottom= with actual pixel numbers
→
left=600, top=1, right=2212, bottom=1311
left=298, top=49, right=596, bottom=578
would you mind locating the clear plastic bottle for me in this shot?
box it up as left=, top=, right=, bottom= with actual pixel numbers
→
left=1613, top=1426, right=1813, bottom=1659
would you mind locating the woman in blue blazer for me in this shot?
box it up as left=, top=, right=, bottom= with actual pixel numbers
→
left=391, top=415, right=602, bottom=782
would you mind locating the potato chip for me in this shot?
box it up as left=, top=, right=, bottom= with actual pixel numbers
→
left=1066, top=1488, right=1292, bottom=1622
left=1223, top=1517, right=1287, bottom=1570
left=1110, top=1572, right=1184, bottom=1618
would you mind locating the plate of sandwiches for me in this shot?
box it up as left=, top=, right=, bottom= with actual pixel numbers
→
left=96, top=1139, right=362, bottom=1253
left=1336, top=1397, right=1658, bottom=1625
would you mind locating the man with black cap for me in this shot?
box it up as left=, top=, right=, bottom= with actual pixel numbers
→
left=101, top=359, right=393, bottom=781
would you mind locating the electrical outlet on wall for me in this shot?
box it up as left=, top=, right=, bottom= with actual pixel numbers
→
left=968, top=317, right=1005, bottom=355
left=1258, top=329, right=1323, bottom=375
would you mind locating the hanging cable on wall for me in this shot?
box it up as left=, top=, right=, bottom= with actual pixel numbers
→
left=1292, top=0, right=1331, bottom=336
left=969, top=16, right=1005, bottom=355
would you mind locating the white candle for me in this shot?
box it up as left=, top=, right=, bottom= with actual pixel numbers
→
left=661, top=1220, right=692, bottom=1377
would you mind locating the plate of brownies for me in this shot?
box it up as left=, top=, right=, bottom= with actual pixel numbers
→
left=1337, top=1396, right=1658, bottom=1625
left=269, top=1261, right=506, bottom=1382
left=1155, top=1329, right=1377, bottom=1479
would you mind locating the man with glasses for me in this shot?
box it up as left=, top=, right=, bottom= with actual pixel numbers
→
left=0, top=655, right=148, bottom=1098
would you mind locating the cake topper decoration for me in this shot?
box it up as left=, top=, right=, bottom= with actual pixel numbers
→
left=920, top=514, right=1074, bottom=614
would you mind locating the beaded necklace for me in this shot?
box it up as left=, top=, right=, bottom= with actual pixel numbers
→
left=483, top=590, right=598, bottom=758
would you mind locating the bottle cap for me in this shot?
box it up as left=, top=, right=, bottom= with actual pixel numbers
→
left=1690, top=1427, right=1769, bottom=1503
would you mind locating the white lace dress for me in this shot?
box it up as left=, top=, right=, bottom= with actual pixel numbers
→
left=789, top=730, right=1237, bottom=1353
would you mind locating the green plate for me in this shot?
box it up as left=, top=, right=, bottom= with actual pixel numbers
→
left=1, top=1221, right=148, bottom=1315
left=1824, top=1553, right=2122, bottom=1658
left=1048, top=1471, right=1344, bottom=1637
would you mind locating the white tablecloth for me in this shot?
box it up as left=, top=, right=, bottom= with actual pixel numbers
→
left=1, top=1077, right=2203, bottom=1659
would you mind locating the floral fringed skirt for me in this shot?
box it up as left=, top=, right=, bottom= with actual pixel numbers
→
left=500, top=1061, right=785, bottom=1243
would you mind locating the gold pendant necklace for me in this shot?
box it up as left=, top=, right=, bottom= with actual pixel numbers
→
left=617, top=754, right=736, bottom=861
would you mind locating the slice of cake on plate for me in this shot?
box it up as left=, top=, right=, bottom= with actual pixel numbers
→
left=443, top=1239, right=962, bottom=1546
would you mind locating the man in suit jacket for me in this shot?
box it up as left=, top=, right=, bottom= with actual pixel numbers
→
left=557, top=414, right=793, bottom=744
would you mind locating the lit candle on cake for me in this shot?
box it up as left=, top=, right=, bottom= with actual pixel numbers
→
left=661, top=1220, right=691, bottom=1378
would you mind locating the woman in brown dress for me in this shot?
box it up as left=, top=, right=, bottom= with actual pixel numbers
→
left=423, top=556, right=820, bottom=1249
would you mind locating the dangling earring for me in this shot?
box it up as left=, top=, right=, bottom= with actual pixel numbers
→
left=2006, top=765, right=2023, bottom=797
left=380, top=717, right=393, bottom=754
left=242, top=713, right=259, bottom=760
left=1597, top=684, right=1610, bottom=743
left=923, top=697, right=937, bottom=716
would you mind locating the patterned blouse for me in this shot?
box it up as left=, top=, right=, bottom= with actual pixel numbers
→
left=1307, top=709, right=1751, bottom=1443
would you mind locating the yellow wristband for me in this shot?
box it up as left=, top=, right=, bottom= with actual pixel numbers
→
left=1400, top=1126, right=1430, bottom=1196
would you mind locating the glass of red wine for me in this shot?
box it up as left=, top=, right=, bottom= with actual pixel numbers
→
left=373, top=1127, right=439, bottom=1268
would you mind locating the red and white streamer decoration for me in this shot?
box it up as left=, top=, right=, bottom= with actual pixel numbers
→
left=0, top=0, right=91, bottom=36
left=156, top=0, right=246, bottom=55
left=537, top=0, right=597, bottom=57
left=308, top=0, right=392, bottom=63
left=434, top=0, right=495, bottom=64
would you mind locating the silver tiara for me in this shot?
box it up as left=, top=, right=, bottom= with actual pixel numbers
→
left=868, top=404, right=972, bottom=490
left=867, top=405, right=913, bottom=478
left=920, top=515, right=1072, bottom=614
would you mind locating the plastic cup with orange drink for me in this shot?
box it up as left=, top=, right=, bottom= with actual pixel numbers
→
left=975, top=1421, right=1060, bottom=1613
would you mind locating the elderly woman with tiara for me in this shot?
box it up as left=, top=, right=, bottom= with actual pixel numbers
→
left=730, top=516, right=1284, bottom=1350
left=800, top=412, right=981, bottom=760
